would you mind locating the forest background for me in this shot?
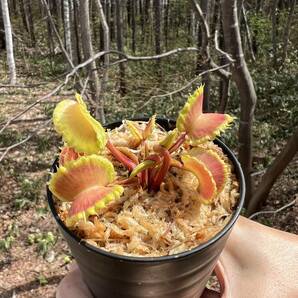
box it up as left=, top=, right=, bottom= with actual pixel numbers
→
left=0, top=0, right=297, bottom=296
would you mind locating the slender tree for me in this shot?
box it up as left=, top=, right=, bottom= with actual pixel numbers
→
left=69, top=0, right=79, bottom=65
left=56, top=0, right=62, bottom=24
left=163, top=0, right=170, bottom=49
left=140, top=0, right=145, bottom=41
left=79, top=0, right=105, bottom=122
left=73, top=0, right=81, bottom=64
left=26, top=0, right=35, bottom=46
left=186, top=2, right=193, bottom=46
left=19, top=0, right=29, bottom=34
left=153, top=0, right=162, bottom=75
left=200, top=0, right=210, bottom=111
left=110, top=0, right=116, bottom=41
left=105, top=0, right=111, bottom=39
left=248, top=128, right=298, bottom=214
left=1, top=0, right=16, bottom=84
left=221, top=0, right=257, bottom=203
left=192, top=0, right=210, bottom=111
left=280, top=0, right=296, bottom=66
left=63, top=0, right=72, bottom=62
left=45, top=1, right=55, bottom=57
left=95, top=0, right=110, bottom=94
left=144, top=0, right=150, bottom=46
left=272, top=0, right=279, bottom=67
left=131, top=0, right=136, bottom=53
left=218, top=23, right=230, bottom=113
left=19, top=0, right=35, bottom=46
left=242, top=4, right=256, bottom=61
left=10, top=0, right=17, bottom=15
left=115, top=0, right=126, bottom=96
left=0, top=3, right=5, bottom=49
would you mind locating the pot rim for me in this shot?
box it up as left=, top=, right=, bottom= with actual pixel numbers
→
left=47, top=118, right=245, bottom=263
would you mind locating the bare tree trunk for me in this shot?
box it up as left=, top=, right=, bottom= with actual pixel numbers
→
left=280, top=0, right=296, bottom=66
left=200, top=0, right=210, bottom=112
left=51, top=0, right=57, bottom=16
left=1, top=0, right=16, bottom=84
left=140, top=0, right=145, bottom=41
left=0, top=3, right=5, bottom=49
left=272, top=0, right=279, bottom=67
left=194, top=0, right=210, bottom=111
left=219, top=77, right=230, bottom=113
left=144, top=0, right=150, bottom=47
left=109, top=0, right=115, bottom=42
left=144, top=0, right=150, bottom=23
left=115, top=0, right=126, bottom=96
left=19, top=0, right=35, bottom=46
left=164, top=0, right=169, bottom=49
left=73, top=0, right=81, bottom=64
left=221, top=0, right=257, bottom=204
left=79, top=0, right=105, bottom=123
left=56, top=0, right=62, bottom=25
left=186, top=1, right=192, bottom=45
left=63, top=0, right=72, bottom=62
left=131, top=0, right=136, bottom=53
left=153, top=0, right=162, bottom=75
left=99, top=13, right=104, bottom=57
left=19, top=0, right=29, bottom=33
left=69, top=0, right=78, bottom=65
left=42, top=0, right=74, bottom=68
left=95, top=0, right=110, bottom=94
left=237, top=0, right=243, bottom=22
left=46, top=4, right=55, bottom=57
left=27, top=0, right=35, bottom=46
left=217, top=7, right=230, bottom=113
left=10, top=0, right=17, bottom=16
left=242, top=4, right=256, bottom=61
left=209, top=0, right=216, bottom=34
left=105, top=0, right=111, bottom=39
left=122, top=0, right=127, bottom=48
left=247, top=128, right=298, bottom=215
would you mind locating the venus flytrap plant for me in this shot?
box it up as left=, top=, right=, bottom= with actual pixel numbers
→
left=130, top=85, right=233, bottom=198
left=49, top=155, right=124, bottom=227
left=49, top=85, right=234, bottom=228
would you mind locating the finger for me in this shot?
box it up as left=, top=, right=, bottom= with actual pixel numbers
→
left=56, top=267, right=93, bottom=298
left=214, top=261, right=230, bottom=298
left=201, top=288, right=221, bottom=298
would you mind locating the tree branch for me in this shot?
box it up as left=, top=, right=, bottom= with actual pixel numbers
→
left=41, top=0, right=74, bottom=69
left=247, top=128, right=298, bottom=214
left=191, top=0, right=210, bottom=40
left=0, top=120, right=51, bottom=163
left=242, top=4, right=256, bottom=62
left=132, top=63, right=231, bottom=116
left=191, top=0, right=231, bottom=79
left=0, top=82, right=55, bottom=88
left=249, top=198, right=297, bottom=220
left=0, top=47, right=202, bottom=135
left=81, top=75, right=90, bottom=97
left=214, top=29, right=235, bottom=63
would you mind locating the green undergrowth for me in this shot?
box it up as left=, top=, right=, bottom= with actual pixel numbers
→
left=0, top=223, right=19, bottom=252
left=14, top=175, right=45, bottom=210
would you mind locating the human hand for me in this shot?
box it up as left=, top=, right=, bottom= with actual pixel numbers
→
left=56, top=263, right=223, bottom=298
left=56, top=216, right=298, bottom=298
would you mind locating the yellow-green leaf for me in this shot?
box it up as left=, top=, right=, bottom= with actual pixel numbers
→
left=53, top=94, right=106, bottom=154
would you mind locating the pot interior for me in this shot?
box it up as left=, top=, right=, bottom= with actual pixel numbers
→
left=47, top=117, right=245, bottom=262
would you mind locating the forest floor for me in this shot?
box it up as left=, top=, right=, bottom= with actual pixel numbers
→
left=0, top=78, right=297, bottom=298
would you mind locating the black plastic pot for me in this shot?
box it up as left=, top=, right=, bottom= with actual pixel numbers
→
left=47, top=118, right=245, bottom=298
